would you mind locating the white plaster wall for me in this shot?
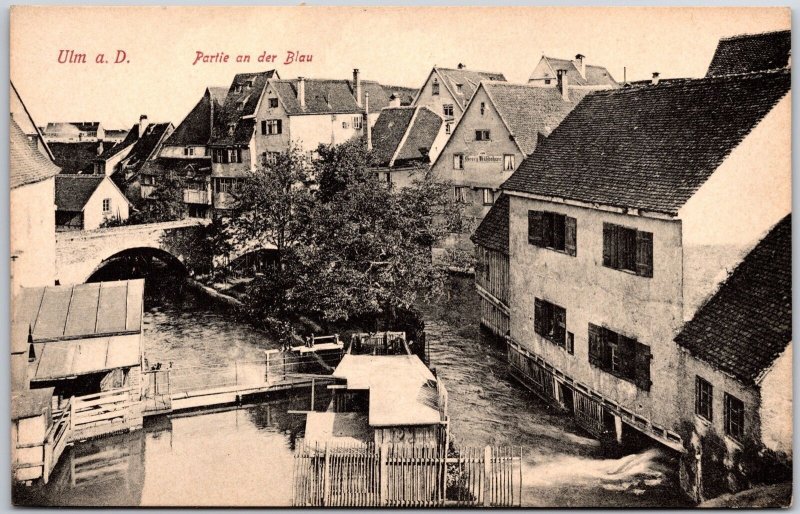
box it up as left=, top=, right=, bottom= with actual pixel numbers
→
left=290, top=113, right=363, bottom=154
left=413, top=71, right=464, bottom=121
left=759, top=343, right=792, bottom=455
left=680, top=93, right=791, bottom=321
left=83, top=179, right=130, bottom=230
left=159, top=145, right=208, bottom=158
left=10, top=178, right=56, bottom=292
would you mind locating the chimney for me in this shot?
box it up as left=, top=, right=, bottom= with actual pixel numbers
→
left=651, top=72, right=660, bottom=86
left=389, top=93, right=401, bottom=108
left=556, top=69, right=569, bottom=101
left=297, top=77, right=306, bottom=108
left=457, top=63, right=465, bottom=69
left=138, top=115, right=148, bottom=138
left=365, top=92, right=372, bottom=151
left=573, top=53, right=586, bottom=78
left=353, top=68, right=362, bottom=108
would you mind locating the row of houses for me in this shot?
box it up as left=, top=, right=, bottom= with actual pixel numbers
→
left=471, top=29, right=791, bottom=501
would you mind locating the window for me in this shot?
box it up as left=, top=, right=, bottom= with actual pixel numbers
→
left=534, top=298, right=567, bottom=348
left=724, top=393, right=744, bottom=441
left=102, top=198, right=111, bottom=213
left=445, top=123, right=452, bottom=135
left=544, top=79, right=552, bottom=85
left=603, top=223, right=653, bottom=277
left=183, top=147, right=195, bottom=156
left=227, top=148, right=241, bottom=163
left=475, top=130, right=490, bottom=141
left=453, top=186, right=467, bottom=203
left=695, top=377, right=713, bottom=421
left=588, top=323, right=652, bottom=391
left=482, top=188, right=494, bottom=205
left=432, top=79, right=440, bottom=96
left=566, top=333, right=574, bottom=355
left=480, top=102, right=486, bottom=115
left=214, top=178, right=240, bottom=194
left=453, top=153, right=464, bottom=170
left=141, top=175, right=155, bottom=186
left=503, top=154, right=515, bottom=171
left=266, top=119, right=282, bottom=135
left=443, top=104, right=454, bottom=118
left=342, top=121, right=349, bottom=129
left=528, top=210, right=577, bottom=256
left=269, top=98, right=279, bottom=108
left=227, top=123, right=236, bottom=136
left=353, top=116, right=363, bottom=130
left=456, top=83, right=463, bottom=94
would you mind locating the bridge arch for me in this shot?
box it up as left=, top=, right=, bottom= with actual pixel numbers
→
left=85, top=247, right=189, bottom=283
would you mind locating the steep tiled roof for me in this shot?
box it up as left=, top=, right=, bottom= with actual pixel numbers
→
left=10, top=118, right=60, bottom=189
left=10, top=82, right=55, bottom=161
left=164, top=88, right=221, bottom=147
left=120, top=123, right=173, bottom=175
left=211, top=70, right=279, bottom=146
left=371, top=108, right=416, bottom=166
left=48, top=142, right=102, bottom=174
left=535, top=57, right=618, bottom=87
left=502, top=70, right=790, bottom=215
left=706, top=30, right=791, bottom=77
left=675, top=215, right=791, bottom=385
left=471, top=194, right=509, bottom=255
left=395, top=107, right=443, bottom=165
left=483, top=82, right=591, bottom=155
left=371, top=106, right=442, bottom=167
left=55, top=174, right=105, bottom=211
left=434, top=67, right=507, bottom=107
left=271, top=78, right=391, bottom=116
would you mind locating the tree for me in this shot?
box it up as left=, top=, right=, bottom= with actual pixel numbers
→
left=314, top=137, right=376, bottom=201
left=130, top=174, right=187, bottom=224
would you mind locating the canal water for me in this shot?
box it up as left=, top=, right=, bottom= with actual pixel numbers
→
left=14, top=275, right=691, bottom=507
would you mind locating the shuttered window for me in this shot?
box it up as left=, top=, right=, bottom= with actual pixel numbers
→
left=587, top=323, right=651, bottom=391
left=603, top=223, right=653, bottom=277
left=534, top=298, right=567, bottom=349
left=528, top=210, right=577, bottom=256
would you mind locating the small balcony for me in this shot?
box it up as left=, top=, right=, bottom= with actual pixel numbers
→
left=183, top=189, right=211, bottom=205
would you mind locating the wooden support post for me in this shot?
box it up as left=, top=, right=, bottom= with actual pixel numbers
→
left=322, top=442, right=331, bottom=506
left=310, top=378, right=315, bottom=411
left=483, top=446, right=492, bottom=507
left=380, top=443, right=389, bottom=506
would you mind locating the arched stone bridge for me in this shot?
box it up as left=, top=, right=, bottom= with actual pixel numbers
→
left=55, top=219, right=210, bottom=285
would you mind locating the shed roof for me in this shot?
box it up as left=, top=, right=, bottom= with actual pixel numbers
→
left=12, top=387, right=54, bottom=420
left=14, top=280, right=145, bottom=343
left=304, top=412, right=372, bottom=445
left=675, top=215, right=791, bottom=385
left=333, top=354, right=441, bottom=427
left=502, top=70, right=790, bottom=215
left=471, top=194, right=509, bottom=255
left=30, top=335, right=142, bottom=381
left=706, top=30, right=791, bottom=77
left=10, top=118, right=60, bottom=189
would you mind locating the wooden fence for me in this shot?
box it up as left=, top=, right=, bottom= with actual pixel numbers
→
left=70, top=388, right=134, bottom=440
left=293, top=443, right=522, bottom=507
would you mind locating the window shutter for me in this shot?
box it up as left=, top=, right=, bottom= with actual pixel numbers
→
left=602, top=223, right=615, bottom=267
left=237, top=148, right=242, bottom=163
left=636, top=230, right=654, bottom=277
left=261, top=120, right=267, bottom=134
left=528, top=211, right=543, bottom=247
left=277, top=120, right=282, bottom=134
left=634, top=342, right=652, bottom=391
left=554, top=307, right=566, bottom=347
left=565, top=216, right=577, bottom=256
left=588, top=323, right=602, bottom=366
left=534, top=298, right=544, bottom=336
left=618, top=335, right=636, bottom=379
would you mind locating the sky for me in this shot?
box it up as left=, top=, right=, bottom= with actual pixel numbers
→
left=10, top=6, right=790, bottom=131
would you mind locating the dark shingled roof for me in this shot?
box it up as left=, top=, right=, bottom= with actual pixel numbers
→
left=10, top=118, right=60, bottom=189
left=271, top=78, right=391, bottom=116
left=164, top=88, right=224, bottom=147
left=382, top=86, right=418, bottom=106
left=470, top=194, right=509, bottom=255
left=49, top=142, right=102, bottom=174
left=535, top=57, right=618, bottom=87
left=675, top=215, right=791, bottom=385
left=140, top=157, right=213, bottom=177
left=434, top=67, right=507, bottom=106
left=482, top=82, right=591, bottom=155
left=211, top=70, right=279, bottom=146
left=371, top=106, right=443, bottom=167
left=119, top=123, right=173, bottom=175
left=706, top=30, right=791, bottom=77
left=502, top=70, right=790, bottom=215
left=55, top=174, right=105, bottom=211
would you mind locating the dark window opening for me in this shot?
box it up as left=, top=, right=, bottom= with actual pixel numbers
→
left=696, top=376, right=713, bottom=421
left=724, top=393, right=744, bottom=441
left=528, top=210, right=577, bottom=256
left=588, top=323, right=651, bottom=391
left=603, top=223, right=653, bottom=277
left=534, top=298, right=566, bottom=348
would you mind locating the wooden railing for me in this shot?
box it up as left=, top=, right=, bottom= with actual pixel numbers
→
left=293, top=443, right=522, bottom=507
left=42, top=399, right=72, bottom=483
left=70, top=388, right=133, bottom=434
